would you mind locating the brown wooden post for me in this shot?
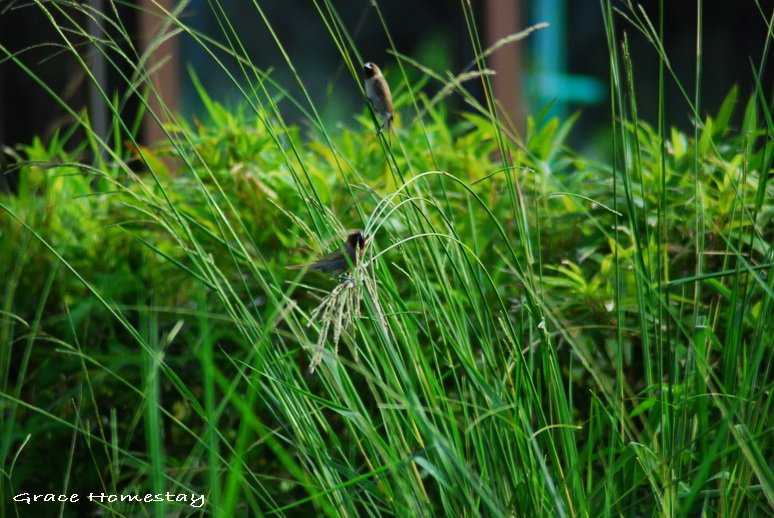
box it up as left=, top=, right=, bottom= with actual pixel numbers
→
left=138, top=0, right=180, bottom=147
left=483, top=0, right=525, bottom=136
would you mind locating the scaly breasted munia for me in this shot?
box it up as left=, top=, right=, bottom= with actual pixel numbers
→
left=287, top=231, right=367, bottom=278
left=363, top=62, right=394, bottom=140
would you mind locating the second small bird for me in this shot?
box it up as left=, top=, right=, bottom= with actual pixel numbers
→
left=363, top=62, right=393, bottom=141
left=287, top=231, right=368, bottom=278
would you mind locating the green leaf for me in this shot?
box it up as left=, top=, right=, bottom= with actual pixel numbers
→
left=741, top=93, right=759, bottom=137
left=713, top=85, right=738, bottom=137
left=698, top=116, right=713, bottom=157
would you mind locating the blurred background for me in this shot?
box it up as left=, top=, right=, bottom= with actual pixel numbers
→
left=1, top=0, right=771, bottom=187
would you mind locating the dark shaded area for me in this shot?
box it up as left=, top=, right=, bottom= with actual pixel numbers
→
left=179, top=0, right=470, bottom=128
left=625, top=1, right=771, bottom=126
left=0, top=5, right=84, bottom=192
left=0, top=2, right=139, bottom=192
left=1, top=2, right=771, bottom=191
left=566, top=1, right=772, bottom=152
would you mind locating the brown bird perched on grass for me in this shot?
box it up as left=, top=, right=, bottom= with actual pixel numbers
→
left=363, top=62, right=394, bottom=141
left=286, top=231, right=367, bottom=279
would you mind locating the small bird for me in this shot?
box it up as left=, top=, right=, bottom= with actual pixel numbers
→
left=287, top=231, right=367, bottom=278
left=363, top=62, right=394, bottom=140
